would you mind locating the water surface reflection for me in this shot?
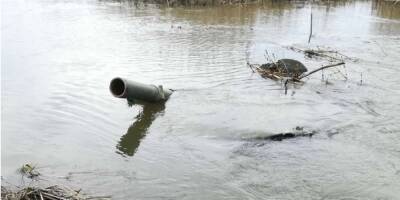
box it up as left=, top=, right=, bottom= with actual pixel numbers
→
left=372, top=0, right=400, bottom=19
left=117, top=102, right=165, bottom=156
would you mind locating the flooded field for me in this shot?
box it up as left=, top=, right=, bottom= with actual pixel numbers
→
left=2, top=0, right=400, bottom=199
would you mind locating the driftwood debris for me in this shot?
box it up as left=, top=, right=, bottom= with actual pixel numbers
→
left=248, top=45, right=350, bottom=83
left=258, top=131, right=315, bottom=141
left=2, top=164, right=111, bottom=200
left=19, top=164, right=40, bottom=179
left=248, top=59, right=345, bottom=82
left=249, top=127, right=316, bottom=142
left=3, top=185, right=80, bottom=200
left=298, top=62, right=345, bottom=79
left=248, top=59, right=307, bottom=81
left=287, top=46, right=358, bottom=62
left=1, top=185, right=111, bottom=200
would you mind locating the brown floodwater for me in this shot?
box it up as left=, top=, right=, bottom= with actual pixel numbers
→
left=2, top=0, right=400, bottom=199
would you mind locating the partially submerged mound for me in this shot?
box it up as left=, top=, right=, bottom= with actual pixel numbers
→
left=260, top=59, right=308, bottom=77
left=251, top=59, right=308, bottom=80
left=248, top=58, right=345, bottom=82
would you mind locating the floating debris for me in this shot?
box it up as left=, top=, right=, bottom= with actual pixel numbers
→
left=287, top=46, right=358, bottom=62
left=1, top=186, right=76, bottom=200
left=1, top=185, right=111, bottom=200
left=3, top=165, right=111, bottom=200
left=248, top=58, right=345, bottom=82
left=257, top=131, right=315, bottom=141
left=248, top=59, right=307, bottom=81
left=19, top=164, right=40, bottom=179
left=251, top=127, right=316, bottom=141
left=259, top=59, right=308, bottom=79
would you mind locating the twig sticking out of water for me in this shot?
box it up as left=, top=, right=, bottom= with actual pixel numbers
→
left=326, top=67, right=348, bottom=81
left=247, top=63, right=286, bottom=81
left=308, top=11, right=313, bottom=43
left=298, top=62, right=345, bottom=80
left=284, top=79, right=289, bottom=95
left=247, top=62, right=256, bottom=73
left=264, top=50, right=277, bottom=63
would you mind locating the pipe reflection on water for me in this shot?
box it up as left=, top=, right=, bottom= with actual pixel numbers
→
left=116, top=102, right=166, bottom=157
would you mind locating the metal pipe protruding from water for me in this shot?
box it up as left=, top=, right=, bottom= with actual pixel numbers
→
left=109, top=77, right=173, bottom=103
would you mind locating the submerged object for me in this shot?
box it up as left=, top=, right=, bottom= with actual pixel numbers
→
left=259, top=59, right=308, bottom=77
left=251, top=127, right=316, bottom=142
left=110, top=77, right=173, bottom=103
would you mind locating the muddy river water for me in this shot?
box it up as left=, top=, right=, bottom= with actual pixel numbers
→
left=2, top=0, right=400, bottom=199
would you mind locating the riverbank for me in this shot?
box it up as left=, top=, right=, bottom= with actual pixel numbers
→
left=117, top=0, right=400, bottom=7
left=1, top=185, right=111, bottom=200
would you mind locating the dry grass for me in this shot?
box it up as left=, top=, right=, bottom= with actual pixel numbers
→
left=1, top=185, right=111, bottom=200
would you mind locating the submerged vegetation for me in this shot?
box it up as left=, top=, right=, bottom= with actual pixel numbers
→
left=19, top=164, right=40, bottom=179
left=2, top=185, right=88, bottom=200
left=1, top=165, right=111, bottom=200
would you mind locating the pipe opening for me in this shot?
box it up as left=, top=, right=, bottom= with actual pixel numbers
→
left=110, top=78, right=126, bottom=97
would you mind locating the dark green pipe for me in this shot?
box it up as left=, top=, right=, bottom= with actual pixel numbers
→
left=110, top=77, right=173, bottom=102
